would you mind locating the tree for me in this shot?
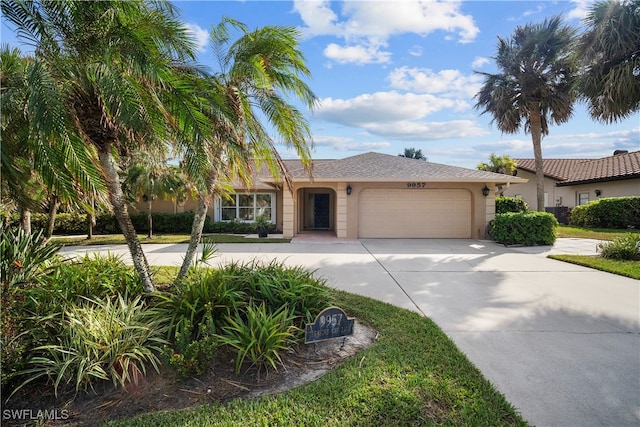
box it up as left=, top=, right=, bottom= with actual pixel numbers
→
left=124, top=151, right=187, bottom=239
left=398, top=147, right=427, bottom=161
left=477, top=153, right=518, bottom=196
left=477, top=153, right=518, bottom=175
left=176, top=18, right=317, bottom=280
left=475, top=17, right=578, bottom=211
left=1, top=1, right=212, bottom=292
left=577, top=0, right=640, bottom=123
left=0, top=45, right=102, bottom=235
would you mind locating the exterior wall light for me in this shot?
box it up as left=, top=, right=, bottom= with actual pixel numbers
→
left=482, top=186, right=490, bottom=197
left=346, top=185, right=352, bottom=195
left=595, top=189, right=601, bottom=197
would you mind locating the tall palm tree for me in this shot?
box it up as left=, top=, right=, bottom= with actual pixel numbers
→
left=475, top=17, right=578, bottom=211
left=578, top=0, right=640, bottom=123
left=176, top=18, right=317, bottom=280
left=1, top=1, right=214, bottom=292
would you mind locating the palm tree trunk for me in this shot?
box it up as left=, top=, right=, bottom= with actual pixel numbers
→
left=44, top=196, right=61, bottom=241
left=529, top=107, right=546, bottom=212
left=176, top=172, right=216, bottom=281
left=97, top=146, right=155, bottom=292
left=147, top=200, right=153, bottom=239
left=19, top=207, right=31, bottom=234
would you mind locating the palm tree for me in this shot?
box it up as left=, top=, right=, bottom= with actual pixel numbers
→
left=475, top=17, right=578, bottom=211
left=176, top=18, right=317, bottom=280
left=2, top=1, right=214, bottom=292
left=577, top=0, right=640, bottom=123
left=1, top=45, right=102, bottom=235
left=124, top=151, right=187, bottom=239
left=398, top=147, right=427, bottom=161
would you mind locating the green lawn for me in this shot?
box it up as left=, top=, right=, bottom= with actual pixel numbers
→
left=556, top=225, right=636, bottom=240
left=548, top=254, right=640, bottom=280
left=52, top=234, right=290, bottom=245
left=110, top=290, right=528, bottom=426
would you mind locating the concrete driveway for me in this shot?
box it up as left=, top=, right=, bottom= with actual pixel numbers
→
left=60, top=238, right=640, bottom=427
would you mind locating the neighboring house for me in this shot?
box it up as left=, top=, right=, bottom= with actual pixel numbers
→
left=503, top=150, right=640, bottom=209
left=134, top=152, right=527, bottom=239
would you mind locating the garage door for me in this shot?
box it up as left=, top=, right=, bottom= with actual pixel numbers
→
left=358, top=189, right=471, bottom=238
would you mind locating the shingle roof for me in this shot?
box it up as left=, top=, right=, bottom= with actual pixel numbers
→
left=515, top=151, right=640, bottom=185
left=278, top=152, right=527, bottom=183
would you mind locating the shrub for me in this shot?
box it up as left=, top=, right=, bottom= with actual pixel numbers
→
left=15, top=294, right=167, bottom=397
left=597, top=234, right=640, bottom=260
left=220, top=260, right=333, bottom=328
left=492, top=212, right=558, bottom=246
left=569, top=197, right=640, bottom=229
left=1, top=228, right=63, bottom=386
left=217, top=302, right=298, bottom=375
left=495, top=196, right=529, bottom=214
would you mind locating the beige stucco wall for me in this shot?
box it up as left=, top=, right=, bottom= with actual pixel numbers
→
left=503, top=170, right=640, bottom=208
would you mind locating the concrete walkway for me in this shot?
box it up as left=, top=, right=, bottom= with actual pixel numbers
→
left=59, top=238, right=640, bottom=427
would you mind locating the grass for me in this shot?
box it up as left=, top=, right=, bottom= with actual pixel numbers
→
left=110, top=290, right=528, bottom=426
left=556, top=225, right=636, bottom=240
left=548, top=254, right=640, bottom=280
left=52, top=234, right=290, bottom=245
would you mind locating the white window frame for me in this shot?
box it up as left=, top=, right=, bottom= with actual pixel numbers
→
left=215, top=193, right=276, bottom=223
left=577, top=192, right=590, bottom=206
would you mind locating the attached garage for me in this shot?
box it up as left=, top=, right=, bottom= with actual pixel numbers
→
left=358, top=188, right=472, bottom=238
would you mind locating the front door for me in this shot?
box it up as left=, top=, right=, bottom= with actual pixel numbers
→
left=313, top=193, right=330, bottom=229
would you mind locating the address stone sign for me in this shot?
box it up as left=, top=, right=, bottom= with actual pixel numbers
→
left=305, top=306, right=354, bottom=344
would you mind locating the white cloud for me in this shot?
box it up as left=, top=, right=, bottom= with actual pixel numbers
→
left=316, top=91, right=456, bottom=125
left=184, top=23, right=209, bottom=53
left=313, top=135, right=391, bottom=151
left=387, top=66, right=483, bottom=99
left=409, top=45, right=423, bottom=57
left=472, top=56, right=489, bottom=69
left=324, top=42, right=391, bottom=65
left=313, top=90, right=487, bottom=140
left=567, top=0, right=594, bottom=21
left=294, top=0, right=479, bottom=65
left=366, top=120, right=488, bottom=140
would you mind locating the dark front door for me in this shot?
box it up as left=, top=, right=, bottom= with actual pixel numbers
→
left=313, top=193, right=330, bottom=229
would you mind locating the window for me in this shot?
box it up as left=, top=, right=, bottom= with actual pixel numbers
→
left=218, top=193, right=274, bottom=222
left=577, top=192, right=589, bottom=206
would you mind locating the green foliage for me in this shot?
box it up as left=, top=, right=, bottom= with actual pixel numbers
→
left=221, top=260, right=333, bottom=327
left=156, top=269, right=244, bottom=344
left=477, top=153, right=518, bottom=175
left=15, top=294, right=167, bottom=397
left=495, top=196, right=529, bottom=214
left=597, top=234, right=640, bottom=261
left=1, top=227, right=62, bottom=288
left=31, top=254, right=144, bottom=316
left=492, top=212, right=558, bottom=245
left=163, top=335, right=219, bottom=378
left=217, top=302, right=298, bottom=374
left=569, top=197, right=640, bottom=229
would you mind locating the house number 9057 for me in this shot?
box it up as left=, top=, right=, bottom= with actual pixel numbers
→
left=406, top=182, right=426, bottom=188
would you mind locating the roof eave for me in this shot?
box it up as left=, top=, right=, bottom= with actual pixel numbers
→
left=556, top=174, right=640, bottom=186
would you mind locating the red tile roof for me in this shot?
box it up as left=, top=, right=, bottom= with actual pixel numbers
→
left=515, top=151, right=640, bottom=185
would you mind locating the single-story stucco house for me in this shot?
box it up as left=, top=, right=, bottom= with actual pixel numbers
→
left=503, top=150, right=640, bottom=209
left=135, top=152, right=527, bottom=239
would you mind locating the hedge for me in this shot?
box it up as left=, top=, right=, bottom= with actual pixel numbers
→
left=7, top=211, right=280, bottom=235
left=569, top=197, right=640, bottom=229
left=491, top=212, right=558, bottom=246
left=495, top=196, right=529, bottom=214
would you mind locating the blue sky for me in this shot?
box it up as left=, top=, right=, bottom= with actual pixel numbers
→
left=3, top=1, right=639, bottom=168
